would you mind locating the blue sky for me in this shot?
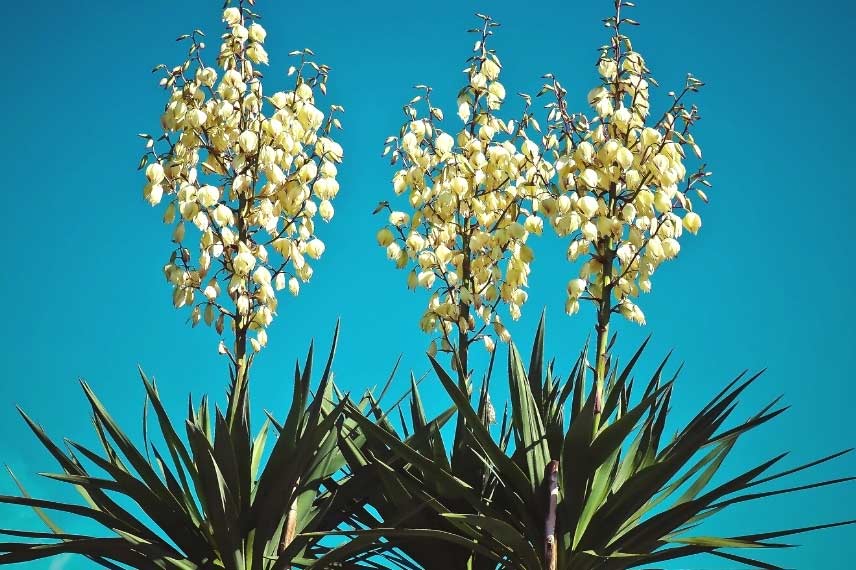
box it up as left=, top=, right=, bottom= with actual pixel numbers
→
left=1, top=0, right=854, bottom=568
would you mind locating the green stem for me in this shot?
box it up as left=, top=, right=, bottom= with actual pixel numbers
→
left=592, top=238, right=614, bottom=436
left=592, top=312, right=610, bottom=433
left=456, top=224, right=474, bottom=387
left=227, top=325, right=249, bottom=431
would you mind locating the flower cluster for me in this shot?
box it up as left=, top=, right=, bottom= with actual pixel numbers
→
left=541, top=17, right=709, bottom=326
left=140, top=4, right=343, bottom=354
left=376, top=16, right=552, bottom=355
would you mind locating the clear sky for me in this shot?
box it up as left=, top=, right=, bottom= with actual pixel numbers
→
left=1, top=0, right=854, bottom=568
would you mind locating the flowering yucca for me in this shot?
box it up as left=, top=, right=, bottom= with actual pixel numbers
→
left=140, top=4, right=343, bottom=358
left=531, top=2, right=712, bottom=422
left=541, top=14, right=709, bottom=328
left=376, top=15, right=552, bottom=368
left=0, top=3, right=370, bottom=569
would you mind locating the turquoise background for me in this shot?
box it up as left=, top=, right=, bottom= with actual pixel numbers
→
left=1, top=0, right=854, bottom=568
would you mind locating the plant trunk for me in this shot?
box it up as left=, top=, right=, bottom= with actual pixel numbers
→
left=545, top=461, right=559, bottom=570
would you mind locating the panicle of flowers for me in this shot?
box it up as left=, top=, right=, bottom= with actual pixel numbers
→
left=375, top=14, right=553, bottom=359
left=540, top=0, right=710, bottom=326
left=139, top=1, right=344, bottom=356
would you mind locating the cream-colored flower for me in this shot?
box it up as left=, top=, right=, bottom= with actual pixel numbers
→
left=662, top=238, right=680, bottom=259
left=435, top=132, right=454, bottom=155
left=246, top=43, right=269, bottom=65
left=682, top=211, right=702, bottom=234
left=145, top=184, right=164, bottom=206
left=319, top=199, right=335, bottom=222
left=252, top=266, right=272, bottom=286
left=567, top=278, right=586, bottom=297
left=524, top=215, right=543, bottom=236
left=197, top=185, right=220, bottom=208
left=577, top=196, right=599, bottom=218
left=389, top=211, right=410, bottom=227
left=306, top=238, right=325, bottom=259
left=482, top=58, right=500, bottom=80
left=238, top=130, right=259, bottom=154
left=223, top=7, right=241, bottom=26
left=146, top=163, right=165, bottom=184
left=233, top=243, right=256, bottom=275
left=248, top=22, right=266, bottom=42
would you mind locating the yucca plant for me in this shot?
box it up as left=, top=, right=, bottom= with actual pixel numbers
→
left=0, top=327, right=387, bottom=569
left=0, top=0, right=366, bottom=567
left=325, top=1, right=853, bottom=567
left=320, top=317, right=854, bottom=570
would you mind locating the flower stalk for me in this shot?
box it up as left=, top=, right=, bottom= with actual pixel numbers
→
left=540, top=0, right=710, bottom=434
left=140, top=0, right=344, bottom=416
left=377, top=15, right=552, bottom=379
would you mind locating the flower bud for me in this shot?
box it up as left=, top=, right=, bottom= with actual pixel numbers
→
left=377, top=227, right=395, bottom=247
left=163, top=202, right=176, bottom=224
left=172, top=222, right=185, bottom=243
left=493, top=322, right=511, bottom=343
